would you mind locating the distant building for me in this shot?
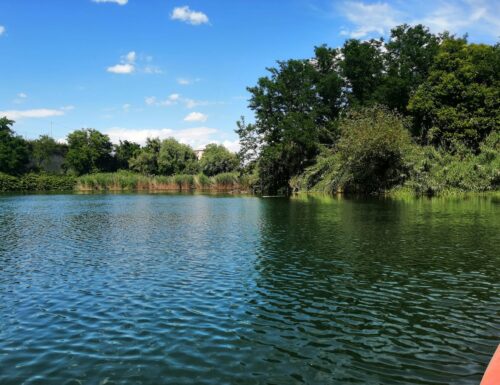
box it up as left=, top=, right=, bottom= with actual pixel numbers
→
left=194, top=147, right=205, bottom=159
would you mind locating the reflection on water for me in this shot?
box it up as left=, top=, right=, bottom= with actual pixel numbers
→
left=0, top=194, right=499, bottom=384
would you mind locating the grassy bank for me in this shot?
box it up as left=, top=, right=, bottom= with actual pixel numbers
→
left=76, top=171, right=250, bottom=192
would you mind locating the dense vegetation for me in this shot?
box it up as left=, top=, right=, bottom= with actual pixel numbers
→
left=0, top=116, right=240, bottom=192
left=1, top=24, right=498, bottom=196
left=237, top=24, right=499, bottom=195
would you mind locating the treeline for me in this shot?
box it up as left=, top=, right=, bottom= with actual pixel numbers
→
left=0, top=116, right=239, bottom=189
left=237, top=24, right=499, bottom=195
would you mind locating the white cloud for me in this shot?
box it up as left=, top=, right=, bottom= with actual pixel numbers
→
left=145, top=94, right=180, bottom=106
left=125, top=51, right=136, bottom=63
left=92, top=0, right=128, bottom=5
left=0, top=26, right=5, bottom=36
left=122, top=103, right=131, bottom=111
left=171, top=6, right=209, bottom=25
left=177, top=77, right=200, bottom=85
left=60, top=105, right=75, bottom=111
left=17, top=92, right=27, bottom=98
left=417, top=0, right=500, bottom=37
left=338, top=0, right=500, bottom=40
left=222, top=140, right=240, bottom=153
left=184, top=112, right=208, bottom=122
left=107, top=51, right=136, bottom=74
left=107, top=51, right=164, bottom=75
left=0, top=108, right=65, bottom=120
left=104, top=126, right=218, bottom=149
left=107, top=63, right=135, bottom=74
left=340, top=1, right=402, bottom=38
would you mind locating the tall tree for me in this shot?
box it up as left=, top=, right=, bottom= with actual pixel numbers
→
left=380, top=24, right=440, bottom=112
left=65, top=129, right=113, bottom=175
left=199, top=144, right=238, bottom=176
left=114, top=140, right=140, bottom=170
left=158, top=138, right=198, bottom=175
left=408, top=37, right=500, bottom=149
left=31, top=135, right=68, bottom=173
left=340, top=38, right=384, bottom=106
left=0, top=117, right=30, bottom=175
left=129, top=138, right=161, bottom=175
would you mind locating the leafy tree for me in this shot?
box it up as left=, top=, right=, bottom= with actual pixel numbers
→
left=235, top=116, right=260, bottom=170
left=243, top=53, right=344, bottom=193
left=408, top=36, right=500, bottom=149
left=30, top=135, right=68, bottom=173
left=0, top=117, right=30, bottom=175
left=200, top=144, right=238, bottom=176
left=65, top=129, right=113, bottom=175
left=114, top=140, right=140, bottom=170
left=158, top=138, right=198, bottom=175
left=129, top=138, right=161, bottom=174
left=340, top=38, right=384, bottom=106
left=380, top=24, right=440, bottom=112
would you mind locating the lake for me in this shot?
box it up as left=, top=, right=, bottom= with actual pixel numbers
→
left=0, top=194, right=499, bottom=385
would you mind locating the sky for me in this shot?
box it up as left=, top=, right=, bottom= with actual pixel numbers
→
left=0, top=0, right=499, bottom=151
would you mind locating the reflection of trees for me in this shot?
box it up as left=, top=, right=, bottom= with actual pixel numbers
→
left=249, top=195, right=500, bottom=384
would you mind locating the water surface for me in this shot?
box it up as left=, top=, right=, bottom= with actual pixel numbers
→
left=0, top=194, right=499, bottom=384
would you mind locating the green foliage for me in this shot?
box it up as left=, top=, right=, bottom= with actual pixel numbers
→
left=292, top=107, right=414, bottom=194
left=0, top=117, right=30, bottom=175
left=200, top=144, right=238, bottom=176
left=114, top=140, right=140, bottom=170
left=408, top=37, right=500, bottom=149
left=403, top=132, right=499, bottom=194
left=30, top=135, right=68, bottom=173
left=0, top=173, right=76, bottom=192
left=158, top=138, right=198, bottom=175
left=380, top=24, right=440, bottom=112
left=129, top=138, right=161, bottom=174
left=65, top=129, right=113, bottom=175
left=341, top=39, right=384, bottom=106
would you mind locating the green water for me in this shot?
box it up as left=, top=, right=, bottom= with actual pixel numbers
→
left=0, top=194, right=499, bottom=384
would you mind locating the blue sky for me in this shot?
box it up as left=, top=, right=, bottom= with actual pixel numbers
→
left=0, top=0, right=499, bottom=151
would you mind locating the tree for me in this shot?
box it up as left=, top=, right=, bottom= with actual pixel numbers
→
left=31, top=135, right=67, bottom=173
left=380, top=24, right=440, bottom=112
left=65, top=129, right=113, bottom=175
left=0, top=117, right=30, bottom=175
left=158, top=138, right=198, bottom=175
left=408, top=37, right=500, bottom=149
left=114, top=140, right=140, bottom=170
left=129, top=138, right=161, bottom=174
left=340, top=38, right=384, bottom=106
left=199, top=144, right=238, bottom=176
left=243, top=54, right=344, bottom=193
left=334, top=106, right=414, bottom=193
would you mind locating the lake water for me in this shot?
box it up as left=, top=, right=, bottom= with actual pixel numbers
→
left=0, top=194, right=499, bottom=385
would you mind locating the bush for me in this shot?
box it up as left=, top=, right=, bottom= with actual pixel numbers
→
left=0, top=173, right=76, bottom=192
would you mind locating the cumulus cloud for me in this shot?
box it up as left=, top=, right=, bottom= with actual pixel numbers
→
left=171, top=6, right=209, bottom=25
left=0, top=26, right=5, bottom=36
left=184, top=112, right=208, bottom=122
left=0, top=108, right=65, bottom=120
left=107, top=63, right=135, bottom=74
left=107, top=51, right=136, bottom=74
left=107, top=51, right=164, bottom=75
left=104, top=126, right=219, bottom=148
left=92, top=0, right=128, bottom=5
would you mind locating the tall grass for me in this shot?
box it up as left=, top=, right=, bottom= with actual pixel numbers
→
left=77, top=171, right=250, bottom=192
